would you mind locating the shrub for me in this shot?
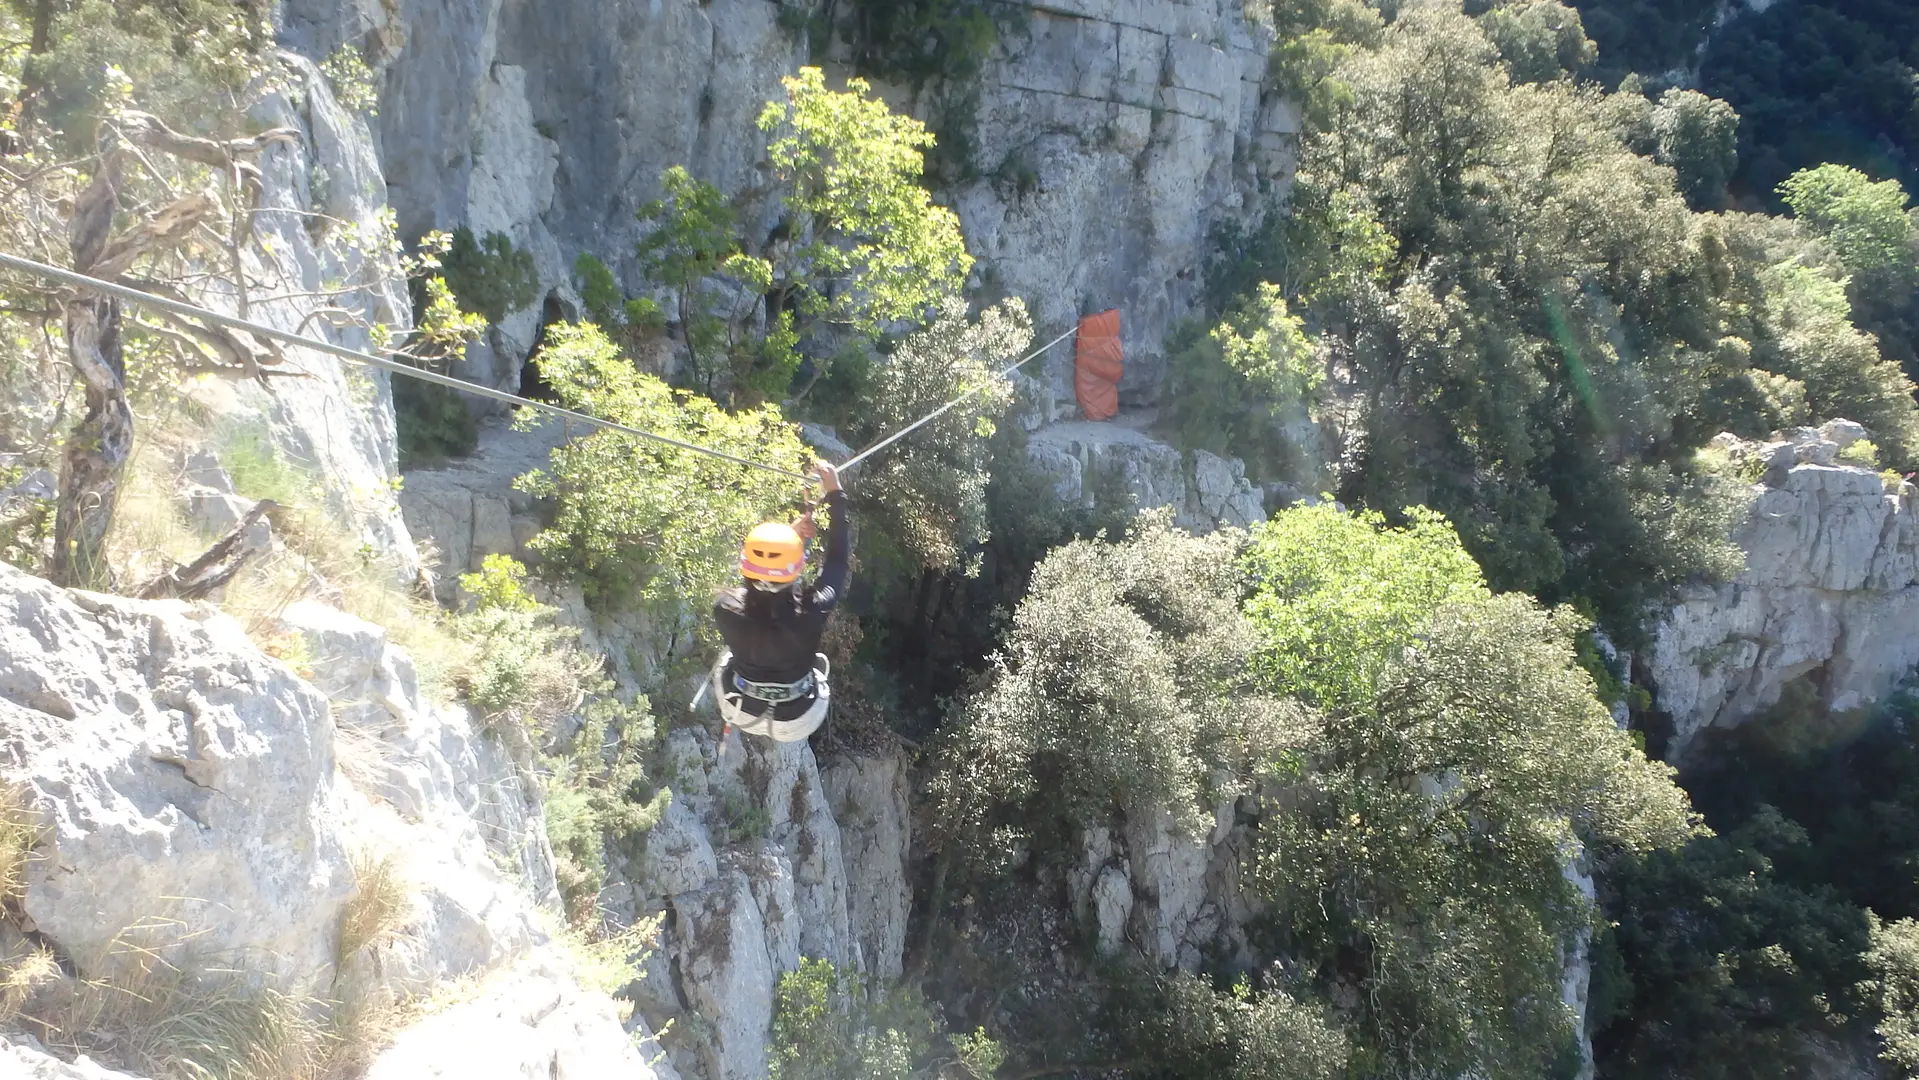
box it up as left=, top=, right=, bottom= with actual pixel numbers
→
left=929, top=511, right=1271, bottom=852
left=769, top=958, right=1000, bottom=1080
left=1865, top=915, right=1919, bottom=1073
left=517, top=321, right=813, bottom=613
left=0, top=783, right=38, bottom=908
left=831, top=297, right=1027, bottom=576
left=1089, top=965, right=1349, bottom=1080
left=542, top=691, right=669, bottom=921
left=336, top=849, right=410, bottom=965
left=393, top=375, right=480, bottom=467
left=439, top=227, right=539, bottom=326
left=1164, top=285, right=1325, bottom=483
left=445, top=555, right=667, bottom=919
left=1841, top=438, right=1883, bottom=469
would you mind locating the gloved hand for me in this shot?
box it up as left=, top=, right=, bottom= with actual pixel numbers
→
left=813, top=459, right=842, bottom=495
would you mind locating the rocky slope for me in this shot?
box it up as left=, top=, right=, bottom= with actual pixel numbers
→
left=0, top=559, right=668, bottom=1078
left=1645, top=422, right=1919, bottom=763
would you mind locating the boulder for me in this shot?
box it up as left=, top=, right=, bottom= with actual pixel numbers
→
left=1027, top=419, right=1267, bottom=533
left=0, top=562, right=354, bottom=986
left=819, top=749, right=912, bottom=979
left=1, top=1037, right=151, bottom=1080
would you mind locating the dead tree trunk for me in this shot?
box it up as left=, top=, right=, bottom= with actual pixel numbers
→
left=50, top=157, right=131, bottom=589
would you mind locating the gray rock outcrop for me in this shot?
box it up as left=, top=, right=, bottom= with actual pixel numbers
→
left=629, top=728, right=913, bottom=1080
left=1647, top=423, right=1919, bottom=761
left=358, top=0, right=1287, bottom=417
left=1028, top=416, right=1267, bottom=531
left=362, top=949, right=677, bottom=1080
left=0, top=561, right=665, bottom=1078
left=1, top=1037, right=150, bottom=1080
left=188, top=51, right=421, bottom=568
left=0, top=561, right=356, bottom=987
left=950, top=0, right=1289, bottom=410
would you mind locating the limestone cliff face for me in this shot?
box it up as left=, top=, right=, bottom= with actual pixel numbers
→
left=0, top=561, right=669, bottom=1079
left=326, top=0, right=1287, bottom=530
left=948, top=0, right=1291, bottom=411
left=1646, top=423, right=1919, bottom=763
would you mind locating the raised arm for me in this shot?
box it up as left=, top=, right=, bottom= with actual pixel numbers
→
left=809, top=461, right=850, bottom=608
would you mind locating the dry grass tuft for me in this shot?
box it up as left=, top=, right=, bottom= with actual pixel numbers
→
left=336, top=850, right=411, bottom=966
left=0, top=943, right=59, bottom=1026
left=12, top=914, right=430, bottom=1080
left=331, top=718, right=394, bottom=801
left=103, top=407, right=477, bottom=703
left=27, top=924, right=335, bottom=1080
left=0, top=782, right=40, bottom=907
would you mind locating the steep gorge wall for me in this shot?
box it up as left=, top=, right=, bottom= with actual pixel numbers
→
left=333, top=0, right=1290, bottom=410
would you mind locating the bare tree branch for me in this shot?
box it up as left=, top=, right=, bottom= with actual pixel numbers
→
left=117, top=111, right=302, bottom=170
left=90, top=192, right=216, bottom=279
left=138, top=500, right=278, bottom=600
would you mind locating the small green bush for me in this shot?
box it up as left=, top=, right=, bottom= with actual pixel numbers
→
left=217, top=421, right=317, bottom=507
left=1841, top=438, right=1883, bottom=468
left=770, top=957, right=1000, bottom=1080
left=440, top=227, right=539, bottom=326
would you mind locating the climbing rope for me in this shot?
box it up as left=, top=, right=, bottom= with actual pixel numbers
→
left=0, top=252, right=814, bottom=480
left=837, top=323, right=1079, bottom=474
left=0, top=250, right=1079, bottom=483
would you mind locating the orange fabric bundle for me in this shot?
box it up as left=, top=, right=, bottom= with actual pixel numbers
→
left=1074, top=309, right=1123, bottom=421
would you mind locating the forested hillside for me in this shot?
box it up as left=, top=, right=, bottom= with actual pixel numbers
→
left=1, top=1, right=1918, bottom=1080
left=1569, top=0, right=1919, bottom=374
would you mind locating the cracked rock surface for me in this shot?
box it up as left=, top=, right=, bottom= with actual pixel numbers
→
left=1647, top=423, right=1919, bottom=761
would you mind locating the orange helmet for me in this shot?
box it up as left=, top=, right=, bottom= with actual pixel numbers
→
left=740, top=522, right=804, bottom=584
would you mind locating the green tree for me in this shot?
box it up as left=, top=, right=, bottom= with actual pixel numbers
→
left=635, top=166, right=790, bottom=400
left=1652, top=88, right=1740, bottom=209
left=1865, top=915, right=1919, bottom=1074
left=756, top=67, right=972, bottom=337
left=516, top=322, right=813, bottom=614
left=1243, top=510, right=1696, bottom=1078
left=1478, top=0, right=1598, bottom=84
left=7, top=0, right=272, bottom=148
left=1595, top=809, right=1872, bottom=1080
left=1248, top=0, right=1916, bottom=636
left=929, top=503, right=1696, bottom=1078
left=1167, top=284, right=1327, bottom=483
left=837, top=298, right=1028, bottom=577
left=1780, top=164, right=1916, bottom=275
left=929, top=511, right=1281, bottom=857
left=1242, top=503, right=1486, bottom=707
left=630, top=70, right=970, bottom=404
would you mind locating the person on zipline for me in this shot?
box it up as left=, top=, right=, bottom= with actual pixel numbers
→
left=708, top=459, right=848, bottom=742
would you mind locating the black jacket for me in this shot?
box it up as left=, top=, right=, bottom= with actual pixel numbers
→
left=712, top=489, right=849, bottom=689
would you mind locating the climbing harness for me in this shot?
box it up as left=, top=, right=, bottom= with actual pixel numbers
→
left=703, top=649, right=832, bottom=744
